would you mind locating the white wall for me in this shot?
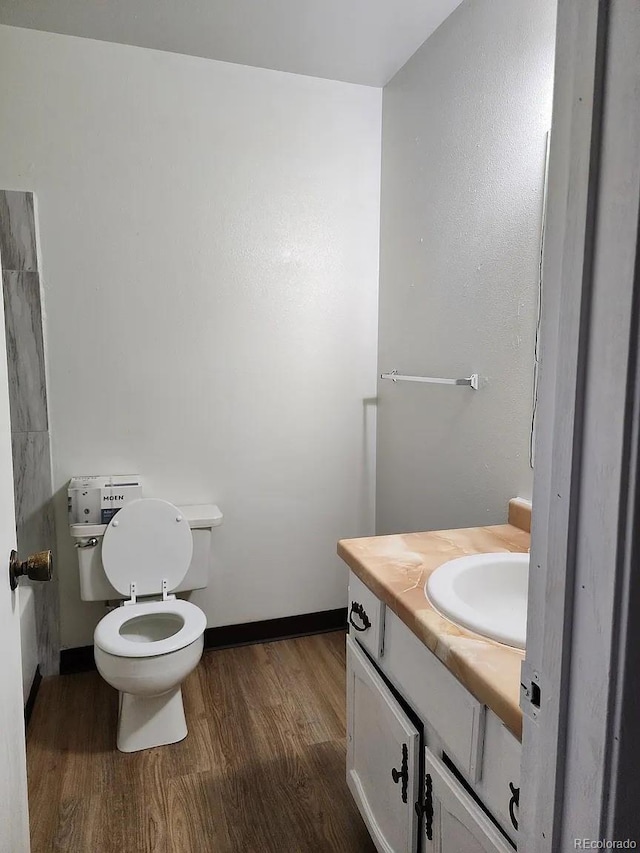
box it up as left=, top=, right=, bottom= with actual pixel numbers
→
left=0, top=25, right=381, bottom=647
left=376, top=0, right=556, bottom=534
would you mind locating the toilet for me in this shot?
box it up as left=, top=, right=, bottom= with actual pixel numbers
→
left=71, top=497, right=223, bottom=753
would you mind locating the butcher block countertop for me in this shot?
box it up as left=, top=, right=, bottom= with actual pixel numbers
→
left=338, top=503, right=530, bottom=740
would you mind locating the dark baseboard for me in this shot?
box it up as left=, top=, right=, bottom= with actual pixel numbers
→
left=60, top=644, right=98, bottom=675
left=59, top=608, right=348, bottom=675
left=203, top=607, right=347, bottom=651
left=24, top=666, right=42, bottom=727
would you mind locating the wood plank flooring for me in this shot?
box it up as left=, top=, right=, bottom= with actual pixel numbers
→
left=26, top=631, right=376, bottom=853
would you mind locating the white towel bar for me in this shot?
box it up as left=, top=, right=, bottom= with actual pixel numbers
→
left=380, top=371, right=479, bottom=390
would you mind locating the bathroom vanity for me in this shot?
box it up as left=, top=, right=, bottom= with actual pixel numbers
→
left=339, top=516, right=529, bottom=852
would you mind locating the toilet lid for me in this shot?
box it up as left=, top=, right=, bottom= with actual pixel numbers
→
left=101, top=498, right=193, bottom=597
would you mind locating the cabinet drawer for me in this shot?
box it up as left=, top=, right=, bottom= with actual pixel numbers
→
left=348, top=571, right=385, bottom=660
left=475, top=711, right=521, bottom=845
left=382, top=609, right=485, bottom=782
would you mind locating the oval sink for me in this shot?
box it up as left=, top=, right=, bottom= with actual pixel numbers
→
left=425, top=552, right=529, bottom=649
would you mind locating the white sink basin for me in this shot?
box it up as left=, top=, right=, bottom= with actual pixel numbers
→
left=425, top=552, right=529, bottom=649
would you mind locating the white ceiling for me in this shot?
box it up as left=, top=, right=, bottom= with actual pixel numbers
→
left=0, top=0, right=464, bottom=86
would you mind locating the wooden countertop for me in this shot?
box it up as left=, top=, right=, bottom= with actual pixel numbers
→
left=338, top=522, right=529, bottom=740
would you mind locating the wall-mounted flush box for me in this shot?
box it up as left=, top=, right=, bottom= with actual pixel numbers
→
left=68, top=475, right=143, bottom=525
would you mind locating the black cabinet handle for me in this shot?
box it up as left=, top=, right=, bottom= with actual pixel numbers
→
left=349, top=601, right=371, bottom=632
left=391, top=743, right=409, bottom=803
left=415, top=772, right=434, bottom=840
left=508, top=782, right=520, bottom=831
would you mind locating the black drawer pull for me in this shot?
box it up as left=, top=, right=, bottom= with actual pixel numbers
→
left=425, top=772, right=433, bottom=840
left=391, top=743, right=409, bottom=803
left=349, top=601, right=371, bottom=632
left=508, top=782, right=520, bottom=831
left=415, top=772, right=434, bottom=840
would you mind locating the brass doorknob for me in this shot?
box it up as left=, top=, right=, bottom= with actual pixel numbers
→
left=9, top=549, right=53, bottom=590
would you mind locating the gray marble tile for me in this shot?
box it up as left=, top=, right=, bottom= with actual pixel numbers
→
left=11, top=430, right=59, bottom=675
left=32, top=499, right=59, bottom=676
left=0, top=191, right=38, bottom=272
left=11, top=430, right=53, bottom=554
left=3, top=271, right=48, bottom=432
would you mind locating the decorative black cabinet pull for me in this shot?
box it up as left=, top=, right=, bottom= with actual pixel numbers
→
left=391, top=743, right=409, bottom=803
left=508, top=782, right=520, bottom=831
left=349, top=601, right=371, bottom=632
left=415, top=772, right=434, bottom=840
left=416, top=773, right=433, bottom=841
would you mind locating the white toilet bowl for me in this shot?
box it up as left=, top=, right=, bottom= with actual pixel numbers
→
left=91, top=499, right=208, bottom=753
left=95, top=599, right=206, bottom=752
left=94, top=599, right=207, bottom=752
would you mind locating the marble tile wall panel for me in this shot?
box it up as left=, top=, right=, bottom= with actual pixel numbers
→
left=2, top=271, right=48, bottom=432
left=11, top=430, right=59, bottom=676
left=1, top=189, right=59, bottom=675
left=0, top=191, right=38, bottom=272
left=33, top=499, right=58, bottom=676
left=12, top=430, right=52, bottom=554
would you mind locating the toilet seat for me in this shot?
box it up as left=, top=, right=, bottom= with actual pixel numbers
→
left=94, top=599, right=206, bottom=658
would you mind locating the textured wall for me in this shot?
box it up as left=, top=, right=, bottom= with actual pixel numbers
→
left=0, top=26, right=381, bottom=648
left=0, top=190, right=59, bottom=674
left=376, top=0, right=556, bottom=534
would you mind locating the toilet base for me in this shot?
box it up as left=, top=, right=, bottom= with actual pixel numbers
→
left=117, top=686, right=188, bottom=753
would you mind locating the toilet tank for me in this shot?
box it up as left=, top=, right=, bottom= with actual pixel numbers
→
left=71, top=504, right=223, bottom=601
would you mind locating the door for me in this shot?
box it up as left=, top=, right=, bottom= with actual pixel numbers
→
left=521, top=0, right=640, bottom=848
left=423, top=749, right=512, bottom=853
left=346, top=635, right=420, bottom=853
left=0, top=286, right=30, bottom=850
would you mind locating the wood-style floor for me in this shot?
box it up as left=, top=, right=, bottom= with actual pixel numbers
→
left=26, top=631, right=375, bottom=853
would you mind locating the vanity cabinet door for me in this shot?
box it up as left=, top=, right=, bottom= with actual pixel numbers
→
left=422, top=748, right=513, bottom=853
left=476, top=710, right=521, bottom=845
left=346, top=635, right=420, bottom=853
